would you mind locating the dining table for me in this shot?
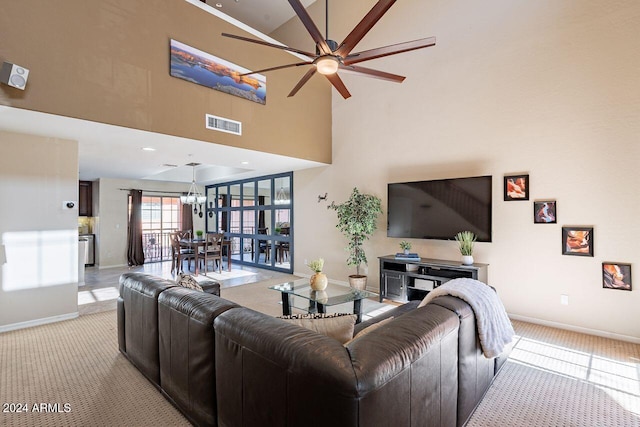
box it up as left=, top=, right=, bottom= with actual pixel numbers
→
left=179, top=238, right=232, bottom=275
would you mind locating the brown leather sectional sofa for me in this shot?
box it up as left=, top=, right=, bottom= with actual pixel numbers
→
left=117, top=272, right=510, bottom=427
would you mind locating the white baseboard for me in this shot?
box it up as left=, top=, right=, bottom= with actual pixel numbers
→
left=0, top=312, right=79, bottom=334
left=508, top=313, right=640, bottom=344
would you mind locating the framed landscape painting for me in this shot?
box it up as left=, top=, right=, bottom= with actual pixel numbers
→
left=534, top=200, right=557, bottom=224
left=169, top=39, right=266, bottom=105
left=561, top=226, right=594, bottom=257
left=602, top=262, right=632, bottom=291
left=504, top=174, right=529, bottom=201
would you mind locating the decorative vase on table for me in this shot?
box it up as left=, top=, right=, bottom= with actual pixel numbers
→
left=462, top=255, right=474, bottom=265
left=310, top=272, right=328, bottom=291
left=307, top=258, right=327, bottom=291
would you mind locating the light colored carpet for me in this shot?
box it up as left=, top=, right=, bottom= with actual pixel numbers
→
left=0, top=310, right=189, bottom=427
left=2, top=280, right=639, bottom=426
left=468, top=320, right=640, bottom=426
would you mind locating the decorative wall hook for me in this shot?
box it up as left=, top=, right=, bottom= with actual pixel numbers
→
left=318, top=193, right=328, bottom=203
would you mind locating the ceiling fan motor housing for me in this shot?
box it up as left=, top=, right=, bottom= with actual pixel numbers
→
left=317, top=39, right=339, bottom=55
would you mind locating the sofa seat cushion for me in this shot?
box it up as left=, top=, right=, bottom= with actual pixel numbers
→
left=278, top=313, right=357, bottom=344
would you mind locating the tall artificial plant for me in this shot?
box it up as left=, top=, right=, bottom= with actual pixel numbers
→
left=328, top=188, right=383, bottom=276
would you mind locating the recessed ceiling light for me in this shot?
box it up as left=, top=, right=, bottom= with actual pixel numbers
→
left=142, top=147, right=156, bottom=151
left=215, top=3, right=222, bottom=7
left=241, top=161, right=249, bottom=165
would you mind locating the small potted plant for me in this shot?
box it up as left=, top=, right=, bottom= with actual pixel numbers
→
left=195, top=230, right=204, bottom=239
left=307, top=258, right=328, bottom=291
left=455, top=231, right=477, bottom=265
left=399, top=240, right=412, bottom=255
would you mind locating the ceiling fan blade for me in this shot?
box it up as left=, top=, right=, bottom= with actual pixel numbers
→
left=339, top=64, right=405, bottom=83
left=343, top=37, right=436, bottom=65
left=288, top=0, right=331, bottom=55
left=336, top=0, right=396, bottom=58
left=240, top=62, right=312, bottom=76
left=288, top=68, right=317, bottom=97
left=222, top=32, right=316, bottom=58
left=325, top=73, right=352, bottom=99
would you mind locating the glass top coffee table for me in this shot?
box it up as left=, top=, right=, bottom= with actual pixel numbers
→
left=269, top=278, right=378, bottom=323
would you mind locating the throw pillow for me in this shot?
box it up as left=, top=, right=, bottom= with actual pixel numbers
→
left=343, top=316, right=394, bottom=346
left=177, top=273, right=204, bottom=292
left=278, top=313, right=357, bottom=344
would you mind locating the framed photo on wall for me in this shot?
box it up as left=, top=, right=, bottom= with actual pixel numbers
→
left=561, top=226, right=594, bottom=257
left=602, top=262, right=632, bottom=291
left=533, top=200, right=557, bottom=224
left=504, top=174, right=529, bottom=201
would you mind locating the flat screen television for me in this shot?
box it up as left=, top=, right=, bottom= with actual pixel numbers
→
left=387, top=175, right=492, bottom=242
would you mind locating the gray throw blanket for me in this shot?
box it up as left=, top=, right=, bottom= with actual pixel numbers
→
left=419, top=278, right=515, bottom=358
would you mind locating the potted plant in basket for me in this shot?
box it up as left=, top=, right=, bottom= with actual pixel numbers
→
left=328, top=188, right=383, bottom=290
left=455, top=231, right=477, bottom=265
left=307, top=258, right=328, bottom=291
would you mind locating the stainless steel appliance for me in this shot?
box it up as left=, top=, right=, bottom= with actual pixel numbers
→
left=79, top=234, right=95, bottom=266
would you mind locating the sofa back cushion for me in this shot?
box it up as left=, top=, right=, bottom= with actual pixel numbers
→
left=214, top=304, right=460, bottom=427
left=346, top=304, right=460, bottom=426
left=215, top=307, right=359, bottom=427
left=117, top=272, right=177, bottom=386
left=158, top=287, right=239, bottom=427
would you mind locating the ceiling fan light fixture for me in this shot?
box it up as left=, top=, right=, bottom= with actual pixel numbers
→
left=315, top=56, right=339, bottom=75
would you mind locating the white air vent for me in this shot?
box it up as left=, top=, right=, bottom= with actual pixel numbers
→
left=206, top=114, right=242, bottom=136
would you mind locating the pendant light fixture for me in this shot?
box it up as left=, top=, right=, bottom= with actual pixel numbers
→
left=275, top=186, right=290, bottom=205
left=181, top=163, right=207, bottom=216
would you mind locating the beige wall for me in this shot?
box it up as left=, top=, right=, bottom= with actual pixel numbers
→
left=96, top=178, right=205, bottom=268
left=286, top=0, right=640, bottom=340
left=0, top=0, right=331, bottom=163
left=0, top=131, right=79, bottom=330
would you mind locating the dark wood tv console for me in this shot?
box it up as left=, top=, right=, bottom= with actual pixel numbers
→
left=378, top=255, right=488, bottom=303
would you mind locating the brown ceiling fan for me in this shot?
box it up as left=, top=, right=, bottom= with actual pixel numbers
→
left=221, top=0, right=436, bottom=99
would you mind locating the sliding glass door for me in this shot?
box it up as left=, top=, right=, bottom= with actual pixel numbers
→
left=206, top=172, right=292, bottom=273
left=140, top=196, right=181, bottom=262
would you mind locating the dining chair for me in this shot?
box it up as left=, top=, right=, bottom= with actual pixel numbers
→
left=176, top=230, right=192, bottom=240
left=197, top=232, right=224, bottom=275
left=170, top=232, right=195, bottom=273
left=254, top=227, right=270, bottom=262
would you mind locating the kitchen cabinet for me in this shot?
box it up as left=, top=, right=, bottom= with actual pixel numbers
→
left=79, top=181, right=92, bottom=216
